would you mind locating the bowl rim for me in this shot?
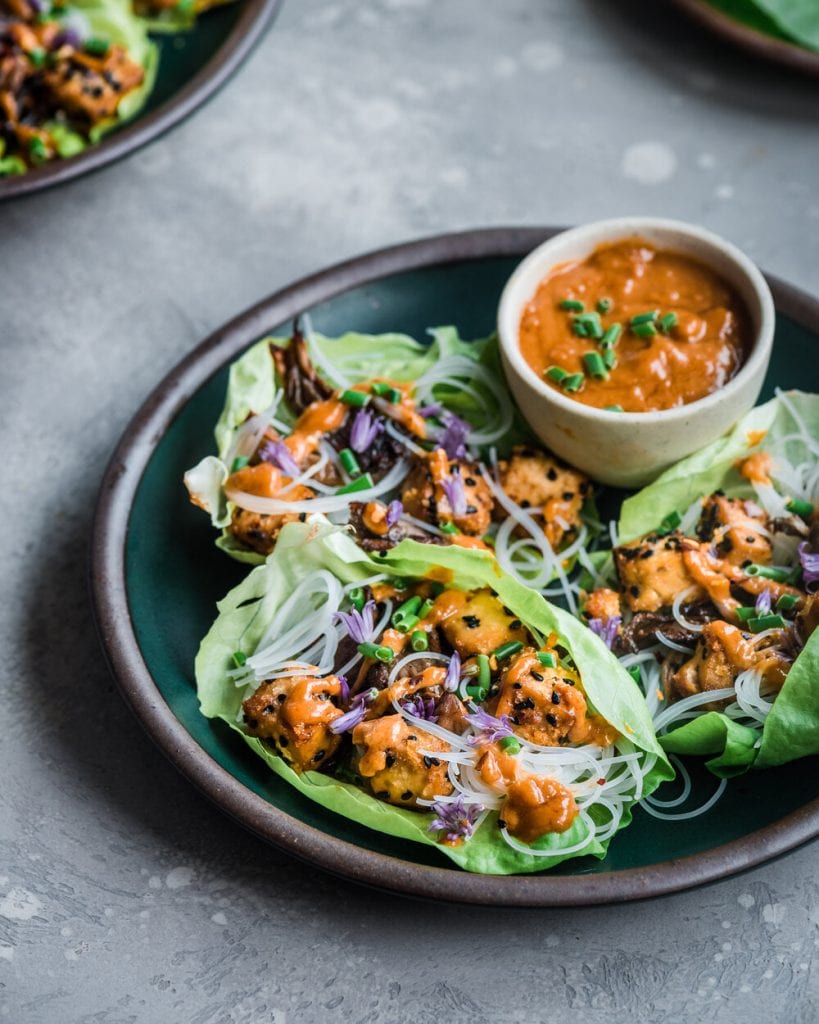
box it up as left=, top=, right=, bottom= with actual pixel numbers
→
left=0, top=0, right=282, bottom=202
left=90, top=225, right=819, bottom=907
left=497, top=216, right=776, bottom=423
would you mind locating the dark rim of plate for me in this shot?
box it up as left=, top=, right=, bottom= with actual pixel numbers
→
left=89, top=226, right=819, bottom=907
left=0, top=0, right=282, bottom=201
left=668, top=0, right=819, bottom=76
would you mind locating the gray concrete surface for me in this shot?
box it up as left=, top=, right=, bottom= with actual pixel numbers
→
left=1, top=0, right=818, bottom=1021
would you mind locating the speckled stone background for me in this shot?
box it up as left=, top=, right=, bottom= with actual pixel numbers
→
left=1, top=1, right=818, bottom=1021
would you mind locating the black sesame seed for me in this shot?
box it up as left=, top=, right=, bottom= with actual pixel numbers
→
left=546, top=713, right=558, bottom=726
left=547, top=467, right=558, bottom=481
left=562, top=491, right=574, bottom=501
left=521, top=500, right=531, bottom=508
left=465, top=477, right=476, bottom=486
left=385, top=753, right=396, bottom=768
left=401, top=790, right=413, bottom=801
left=277, top=693, right=287, bottom=703
left=314, top=749, right=326, bottom=761
left=531, top=671, right=544, bottom=681
left=462, top=615, right=481, bottom=628
left=551, top=691, right=561, bottom=705
left=512, top=681, right=522, bottom=689
left=279, top=735, right=289, bottom=746
left=630, top=585, right=640, bottom=597
left=510, top=620, right=522, bottom=629
left=465, top=504, right=477, bottom=514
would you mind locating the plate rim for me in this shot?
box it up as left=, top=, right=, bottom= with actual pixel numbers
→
left=667, top=0, right=819, bottom=76
left=0, top=0, right=282, bottom=201
left=90, top=225, right=819, bottom=907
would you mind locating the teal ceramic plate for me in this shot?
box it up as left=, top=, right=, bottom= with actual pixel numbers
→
left=91, top=227, right=819, bottom=906
left=0, top=0, right=280, bottom=201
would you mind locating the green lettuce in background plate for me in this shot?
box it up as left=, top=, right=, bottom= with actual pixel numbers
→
left=195, top=520, right=672, bottom=874
left=706, top=0, right=819, bottom=51
left=186, top=326, right=526, bottom=565
left=619, top=391, right=819, bottom=777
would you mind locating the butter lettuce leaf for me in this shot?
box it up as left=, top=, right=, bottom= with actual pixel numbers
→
left=705, top=0, right=819, bottom=50
left=196, top=520, right=672, bottom=875
left=619, top=391, right=819, bottom=775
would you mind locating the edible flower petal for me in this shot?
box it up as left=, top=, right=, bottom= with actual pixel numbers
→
left=260, top=439, right=300, bottom=478
left=441, top=470, right=467, bottom=516
left=329, top=686, right=378, bottom=734
left=402, top=694, right=439, bottom=722
left=465, top=706, right=513, bottom=746
left=798, top=543, right=819, bottom=591
left=418, top=402, right=443, bottom=418
left=439, top=413, right=470, bottom=459
left=350, top=408, right=383, bottom=452
left=755, top=589, right=772, bottom=616
left=427, top=795, right=484, bottom=843
left=588, top=616, right=621, bottom=650
left=444, top=651, right=461, bottom=692
left=333, top=600, right=376, bottom=644
left=386, top=499, right=403, bottom=528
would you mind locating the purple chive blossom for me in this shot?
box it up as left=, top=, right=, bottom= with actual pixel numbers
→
left=439, top=413, right=470, bottom=459
left=337, top=675, right=349, bottom=705
left=465, top=707, right=513, bottom=746
left=444, top=651, right=461, bottom=692
left=428, top=795, right=484, bottom=844
left=350, top=408, right=383, bottom=452
left=798, top=543, right=819, bottom=592
left=755, top=589, right=772, bottom=616
left=442, top=470, right=467, bottom=517
left=418, top=402, right=443, bottom=418
left=333, top=600, right=376, bottom=644
left=330, top=687, right=378, bottom=735
left=386, top=499, right=403, bottom=528
left=402, top=694, right=439, bottom=722
left=588, top=616, right=621, bottom=650
left=260, top=439, right=300, bottom=478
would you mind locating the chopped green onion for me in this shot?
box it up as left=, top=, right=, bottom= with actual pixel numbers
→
left=656, top=510, right=682, bottom=535
left=537, top=651, right=556, bottom=668
left=630, top=310, right=659, bottom=326
left=597, top=297, right=612, bottom=314
left=348, top=587, right=366, bottom=611
left=418, top=598, right=434, bottom=619
left=600, top=323, right=622, bottom=349
left=562, top=373, right=585, bottom=393
left=583, top=352, right=607, bottom=380
left=339, top=389, right=370, bottom=407
left=632, top=321, right=657, bottom=339
left=232, top=650, right=247, bottom=667
left=492, top=640, right=524, bottom=662
left=411, top=630, right=428, bottom=652
left=559, top=299, right=584, bottom=312
left=230, top=455, right=250, bottom=472
left=658, top=311, right=678, bottom=333
left=84, top=37, right=110, bottom=56
left=477, top=653, right=491, bottom=690
left=337, top=472, right=374, bottom=494
left=776, top=593, right=800, bottom=612
left=735, top=606, right=756, bottom=623
left=747, top=614, right=786, bottom=633
left=394, top=596, right=422, bottom=621
left=28, top=137, right=48, bottom=163
left=466, top=685, right=489, bottom=702
left=745, top=564, right=794, bottom=583
left=339, top=447, right=362, bottom=477
left=627, top=666, right=641, bottom=685
left=786, top=498, right=814, bottom=518
left=604, top=404, right=623, bottom=412
left=397, top=614, right=420, bottom=634
left=572, top=320, right=590, bottom=338
left=499, top=736, right=521, bottom=754
left=602, top=348, right=617, bottom=370
left=573, top=312, right=604, bottom=339
left=545, top=365, right=569, bottom=384
left=372, top=381, right=402, bottom=403
left=28, top=47, right=46, bottom=68
left=440, top=522, right=460, bottom=535
left=357, top=642, right=394, bottom=663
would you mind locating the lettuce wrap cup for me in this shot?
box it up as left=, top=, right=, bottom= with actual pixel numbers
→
left=196, top=519, right=672, bottom=875
left=606, top=391, right=819, bottom=778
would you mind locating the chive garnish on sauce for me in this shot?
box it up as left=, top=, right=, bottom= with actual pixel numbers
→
left=597, top=297, right=613, bottom=314
left=562, top=373, right=584, bottom=393
left=658, top=311, right=678, bottom=333
left=559, top=299, right=585, bottom=312
left=545, top=365, right=569, bottom=384
left=583, top=351, right=607, bottom=380
left=600, top=323, right=622, bottom=349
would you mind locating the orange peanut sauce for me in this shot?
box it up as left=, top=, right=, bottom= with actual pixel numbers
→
left=519, top=239, right=750, bottom=412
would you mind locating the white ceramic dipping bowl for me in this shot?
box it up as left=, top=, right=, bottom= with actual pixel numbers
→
left=497, top=217, right=774, bottom=488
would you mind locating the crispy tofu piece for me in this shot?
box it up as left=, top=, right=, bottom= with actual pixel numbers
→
left=492, top=650, right=591, bottom=747
left=584, top=587, right=621, bottom=623
left=243, top=675, right=344, bottom=771
left=697, top=494, right=771, bottom=567
left=496, top=445, right=590, bottom=548
left=614, top=531, right=705, bottom=613
left=401, top=449, right=493, bottom=536
left=42, top=45, right=144, bottom=125
left=437, top=590, right=527, bottom=658
left=353, top=714, right=452, bottom=808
